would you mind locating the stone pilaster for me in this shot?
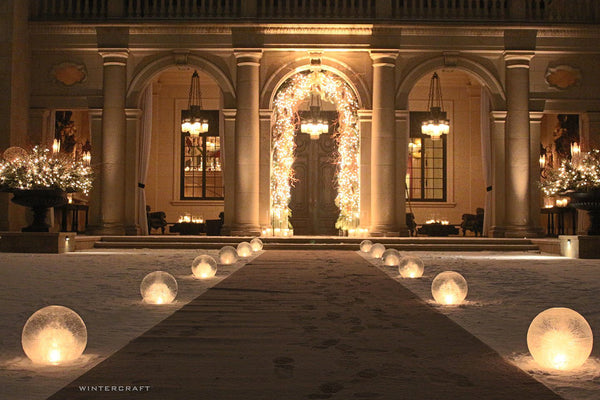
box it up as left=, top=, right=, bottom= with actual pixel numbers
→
left=395, top=110, right=410, bottom=236
left=529, top=111, right=544, bottom=234
left=370, top=51, right=399, bottom=236
left=358, top=110, right=372, bottom=229
left=125, top=108, right=142, bottom=235
left=221, top=109, right=237, bottom=236
left=86, top=109, right=103, bottom=232
left=259, top=109, right=272, bottom=231
left=489, top=111, right=507, bottom=237
left=231, top=51, right=262, bottom=236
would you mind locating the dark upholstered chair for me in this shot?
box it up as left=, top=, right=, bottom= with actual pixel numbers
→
left=460, top=207, right=484, bottom=236
left=406, top=212, right=417, bottom=236
left=146, top=205, right=167, bottom=234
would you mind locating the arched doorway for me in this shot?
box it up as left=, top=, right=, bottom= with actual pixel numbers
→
left=270, top=69, right=361, bottom=236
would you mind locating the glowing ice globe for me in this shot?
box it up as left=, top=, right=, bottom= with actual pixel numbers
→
left=527, top=307, right=593, bottom=371
left=218, top=246, right=238, bottom=265
left=21, top=305, right=87, bottom=365
left=237, top=241, right=253, bottom=258
left=191, top=255, right=218, bottom=279
left=382, top=249, right=401, bottom=266
left=360, top=240, right=373, bottom=253
left=370, top=243, right=385, bottom=259
left=250, top=237, right=263, bottom=251
left=140, top=271, right=178, bottom=304
left=431, top=271, right=468, bottom=305
left=398, top=256, right=425, bottom=278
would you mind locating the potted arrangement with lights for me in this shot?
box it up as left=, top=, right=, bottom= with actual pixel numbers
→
left=541, top=149, right=600, bottom=235
left=0, top=146, right=93, bottom=232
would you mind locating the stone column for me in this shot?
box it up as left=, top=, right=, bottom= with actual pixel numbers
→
left=231, top=51, right=262, bottom=236
left=529, top=112, right=544, bottom=234
left=259, top=109, right=272, bottom=231
left=93, top=49, right=129, bottom=235
left=370, top=52, right=399, bottom=236
left=358, top=110, right=372, bottom=229
left=395, top=110, right=410, bottom=236
left=489, top=111, right=507, bottom=237
left=503, top=52, right=542, bottom=237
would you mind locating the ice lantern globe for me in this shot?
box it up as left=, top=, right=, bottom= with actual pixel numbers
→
left=22, top=305, right=87, bottom=365
left=218, top=246, right=238, bottom=265
left=360, top=240, right=373, bottom=253
left=140, top=271, right=178, bottom=304
left=192, top=255, right=218, bottom=279
left=369, top=243, right=385, bottom=258
left=237, top=242, right=253, bottom=258
left=431, top=271, right=468, bottom=305
left=382, top=249, right=401, bottom=266
left=527, top=307, right=593, bottom=371
left=250, top=237, right=263, bottom=252
left=398, top=256, right=425, bottom=278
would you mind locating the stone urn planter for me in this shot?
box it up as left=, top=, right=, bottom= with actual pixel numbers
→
left=10, top=189, right=67, bottom=232
left=567, top=190, right=600, bottom=235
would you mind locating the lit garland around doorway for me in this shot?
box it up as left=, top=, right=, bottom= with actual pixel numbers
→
left=270, top=70, right=363, bottom=235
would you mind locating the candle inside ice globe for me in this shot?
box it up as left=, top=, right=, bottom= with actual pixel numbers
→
left=218, top=246, right=238, bottom=265
left=250, top=237, right=263, bottom=251
left=382, top=249, right=401, bottom=266
left=398, top=256, right=424, bottom=278
left=237, top=241, right=253, bottom=258
left=140, top=271, right=178, bottom=304
left=369, top=243, right=385, bottom=259
left=192, top=255, right=218, bottom=279
left=431, top=271, right=468, bottom=305
left=21, top=305, right=87, bottom=365
left=360, top=240, right=373, bottom=253
left=527, top=307, right=593, bottom=371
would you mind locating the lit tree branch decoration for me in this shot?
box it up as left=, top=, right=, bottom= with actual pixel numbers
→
left=541, top=149, right=600, bottom=196
left=271, top=70, right=361, bottom=233
left=0, top=146, right=93, bottom=194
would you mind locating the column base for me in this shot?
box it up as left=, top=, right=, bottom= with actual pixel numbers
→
left=489, top=226, right=506, bottom=238
left=125, top=224, right=141, bottom=236
left=370, top=225, right=409, bottom=237
left=86, top=223, right=126, bottom=235
left=230, top=224, right=261, bottom=236
left=503, top=225, right=545, bottom=238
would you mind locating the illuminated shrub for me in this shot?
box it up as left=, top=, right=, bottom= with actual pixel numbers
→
left=360, top=240, right=373, bottom=253
left=218, top=246, right=238, bottom=265
left=250, top=237, right=264, bottom=251
left=140, top=271, right=178, bottom=304
left=369, top=243, right=385, bottom=259
left=527, top=307, right=593, bottom=371
left=398, top=256, right=424, bottom=278
left=382, top=249, right=401, bottom=266
left=431, top=271, right=468, bottom=305
left=191, top=255, right=218, bottom=279
left=22, top=305, right=87, bottom=365
left=237, top=242, right=253, bottom=258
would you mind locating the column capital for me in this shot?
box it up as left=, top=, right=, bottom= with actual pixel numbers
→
left=234, top=50, right=263, bottom=66
left=369, top=51, right=399, bottom=67
left=125, top=108, right=143, bottom=119
left=223, top=108, right=237, bottom=119
left=529, top=111, right=544, bottom=122
left=503, top=51, right=534, bottom=69
left=395, top=110, right=410, bottom=121
left=491, top=110, right=508, bottom=122
left=99, top=48, right=129, bottom=66
left=357, top=109, right=372, bottom=121
left=88, top=108, right=103, bottom=118
left=259, top=109, right=272, bottom=120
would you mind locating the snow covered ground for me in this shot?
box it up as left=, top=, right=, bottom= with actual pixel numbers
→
left=0, top=247, right=599, bottom=400
left=361, top=250, right=600, bottom=400
left=0, top=248, right=259, bottom=400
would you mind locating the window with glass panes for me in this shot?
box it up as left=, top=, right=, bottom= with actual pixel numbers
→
left=407, top=112, right=447, bottom=201
left=180, top=111, right=223, bottom=199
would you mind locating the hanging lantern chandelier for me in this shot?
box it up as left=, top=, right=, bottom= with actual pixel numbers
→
left=421, top=72, right=450, bottom=140
left=181, top=70, right=209, bottom=137
left=301, top=91, right=329, bottom=140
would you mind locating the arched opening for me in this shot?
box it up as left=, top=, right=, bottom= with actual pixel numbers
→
left=270, top=69, right=362, bottom=236
left=143, top=66, right=226, bottom=234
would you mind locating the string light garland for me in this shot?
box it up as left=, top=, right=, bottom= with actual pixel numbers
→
left=541, top=149, right=600, bottom=196
left=0, top=146, right=93, bottom=194
left=271, top=70, right=361, bottom=233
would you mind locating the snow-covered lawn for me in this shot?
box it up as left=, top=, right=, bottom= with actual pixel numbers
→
left=362, top=250, right=600, bottom=400
left=0, top=249, right=258, bottom=400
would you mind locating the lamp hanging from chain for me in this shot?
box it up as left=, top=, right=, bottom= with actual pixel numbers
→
left=301, top=92, right=329, bottom=140
left=181, top=70, right=209, bottom=137
left=421, top=72, right=450, bottom=140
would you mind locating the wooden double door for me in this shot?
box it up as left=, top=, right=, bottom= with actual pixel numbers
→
left=289, top=112, right=339, bottom=235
